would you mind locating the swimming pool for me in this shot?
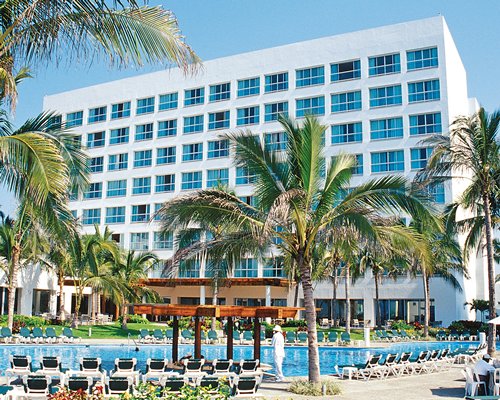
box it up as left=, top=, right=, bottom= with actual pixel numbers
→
left=0, top=341, right=478, bottom=377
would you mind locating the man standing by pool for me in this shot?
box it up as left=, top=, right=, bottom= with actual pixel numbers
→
left=271, top=325, right=285, bottom=382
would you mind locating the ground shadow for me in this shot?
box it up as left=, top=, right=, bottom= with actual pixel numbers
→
left=430, top=387, right=463, bottom=398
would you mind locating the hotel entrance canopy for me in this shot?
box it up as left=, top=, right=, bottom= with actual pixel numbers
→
left=133, top=304, right=301, bottom=361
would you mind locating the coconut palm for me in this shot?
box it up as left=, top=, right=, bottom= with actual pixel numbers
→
left=465, top=299, right=490, bottom=322
left=111, top=250, right=159, bottom=330
left=158, top=115, right=435, bottom=382
left=418, top=107, right=499, bottom=353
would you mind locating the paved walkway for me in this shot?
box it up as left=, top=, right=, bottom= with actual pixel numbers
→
left=257, top=367, right=465, bottom=399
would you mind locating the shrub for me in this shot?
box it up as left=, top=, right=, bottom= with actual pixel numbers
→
left=0, top=315, right=49, bottom=329
left=115, top=381, right=231, bottom=400
left=48, top=386, right=104, bottom=400
left=282, top=319, right=307, bottom=328
left=448, top=320, right=483, bottom=334
left=118, top=315, right=149, bottom=324
left=391, top=320, right=412, bottom=330
left=288, top=379, right=341, bottom=396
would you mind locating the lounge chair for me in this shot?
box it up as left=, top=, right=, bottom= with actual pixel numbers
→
left=400, top=329, right=413, bottom=341
left=391, top=351, right=413, bottom=376
left=285, top=331, right=296, bottom=344
left=23, top=375, right=51, bottom=399
left=379, top=353, right=399, bottom=378
left=111, top=358, right=139, bottom=385
left=239, top=359, right=260, bottom=376
left=5, top=355, right=33, bottom=381
left=39, top=356, right=63, bottom=372
left=242, top=331, right=253, bottom=345
left=138, top=329, right=152, bottom=343
left=152, top=329, right=166, bottom=344
left=208, top=330, right=219, bottom=343
left=232, top=376, right=260, bottom=397
left=67, top=376, right=92, bottom=394
left=391, top=330, right=402, bottom=341
left=449, top=330, right=460, bottom=341
left=106, top=376, right=133, bottom=396
left=317, top=331, right=325, bottom=343
left=411, top=350, right=430, bottom=374
left=327, top=331, right=338, bottom=345
left=382, top=330, right=395, bottom=341
left=461, top=331, right=471, bottom=341
left=297, top=331, right=308, bottom=344
left=212, top=359, right=234, bottom=376
left=197, top=376, right=222, bottom=394
left=19, top=327, right=32, bottom=343
left=62, top=327, right=81, bottom=343
left=201, top=330, right=207, bottom=343
left=436, top=330, right=447, bottom=341
left=183, top=358, right=205, bottom=374
left=160, top=376, right=188, bottom=394
left=74, top=357, right=105, bottom=382
left=181, top=329, right=194, bottom=344
left=142, top=358, right=178, bottom=382
left=354, top=354, right=383, bottom=380
left=45, top=327, right=62, bottom=343
left=0, top=327, right=14, bottom=343
left=340, top=332, right=351, bottom=345
left=32, top=327, right=46, bottom=344
left=165, top=329, right=174, bottom=343
left=233, top=330, right=242, bottom=345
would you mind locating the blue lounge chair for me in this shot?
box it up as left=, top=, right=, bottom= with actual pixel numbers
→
left=436, top=330, right=447, bottom=341
left=0, top=327, right=14, bottom=343
left=181, top=329, right=194, bottom=343
left=242, top=331, right=253, bottom=344
left=152, top=329, right=165, bottom=343
left=297, top=331, right=308, bottom=344
left=45, top=327, right=61, bottom=343
left=32, top=327, right=46, bottom=343
left=19, top=327, right=32, bottom=343
left=62, top=327, right=81, bottom=343
left=317, top=331, right=325, bottom=343
left=233, top=330, right=242, bottom=344
left=208, top=330, right=219, bottom=343
left=327, top=331, right=338, bottom=345
left=285, top=331, right=296, bottom=344
left=138, top=329, right=152, bottom=343
left=340, top=332, right=351, bottom=345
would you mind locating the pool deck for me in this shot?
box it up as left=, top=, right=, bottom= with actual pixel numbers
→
left=257, top=366, right=464, bottom=399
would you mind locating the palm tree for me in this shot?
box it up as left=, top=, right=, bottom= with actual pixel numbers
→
left=111, top=250, right=159, bottom=330
left=419, top=107, right=499, bottom=353
left=158, top=115, right=435, bottom=382
left=465, top=299, right=490, bottom=322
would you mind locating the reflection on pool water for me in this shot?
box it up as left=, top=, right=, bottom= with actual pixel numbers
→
left=0, top=341, right=479, bottom=377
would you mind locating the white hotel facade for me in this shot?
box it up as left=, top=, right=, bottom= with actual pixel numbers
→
left=6, top=16, right=494, bottom=326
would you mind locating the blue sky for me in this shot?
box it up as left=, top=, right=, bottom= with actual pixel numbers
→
left=1, top=0, right=499, bottom=215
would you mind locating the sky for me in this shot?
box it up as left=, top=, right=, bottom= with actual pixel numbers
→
left=1, top=0, right=499, bottom=215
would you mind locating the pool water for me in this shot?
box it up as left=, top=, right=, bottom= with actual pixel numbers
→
left=0, top=341, right=478, bottom=377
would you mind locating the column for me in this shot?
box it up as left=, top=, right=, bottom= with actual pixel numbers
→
left=227, top=317, right=233, bottom=360
left=172, top=316, right=179, bottom=362
left=200, top=286, right=206, bottom=305
left=194, top=317, right=202, bottom=359
left=49, top=290, right=57, bottom=316
left=35, top=290, right=41, bottom=315
left=253, top=317, right=261, bottom=361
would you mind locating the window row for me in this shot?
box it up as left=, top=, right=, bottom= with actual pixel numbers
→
left=64, top=47, right=439, bottom=126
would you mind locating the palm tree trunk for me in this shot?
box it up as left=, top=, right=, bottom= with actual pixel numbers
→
left=331, top=269, right=338, bottom=322
left=7, top=241, right=20, bottom=329
left=298, top=253, right=320, bottom=383
left=422, top=270, right=430, bottom=338
left=121, top=304, right=128, bottom=330
left=483, top=193, right=496, bottom=355
left=293, top=282, right=300, bottom=307
left=72, top=285, right=83, bottom=328
left=58, top=270, right=65, bottom=321
left=374, top=272, right=380, bottom=328
left=345, top=264, right=351, bottom=333
left=211, top=287, right=218, bottom=331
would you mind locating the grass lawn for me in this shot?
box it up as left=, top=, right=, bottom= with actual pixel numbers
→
left=279, top=326, right=364, bottom=340
left=44, top=322, right=166, bottom=340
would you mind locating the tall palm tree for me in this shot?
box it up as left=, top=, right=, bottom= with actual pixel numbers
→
left=158, top=115, right=435, bottom=382
left=111, top=250, right=159, bottom=330
left=419, top=108, right=499, bottom=353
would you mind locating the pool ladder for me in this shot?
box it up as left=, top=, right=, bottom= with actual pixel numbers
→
left=127, top=333, right=140, bottom=351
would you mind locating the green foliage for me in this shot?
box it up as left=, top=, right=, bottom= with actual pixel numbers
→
left=390, top=320, right=412, bottom=330
left=118, top=381, right=231, bottom=400
left=448, top=320, right=487, bottom=334
left=288, top=379, right=341, bottom=396
left=0, top=314, right=49, bottom=327
left=178, top=317, right=193, bottom=330
left=282, top=319, right=307, bottom=328
left=48, top=386, right=104, bottom=400
left=118, top=315, right=149, bottom=324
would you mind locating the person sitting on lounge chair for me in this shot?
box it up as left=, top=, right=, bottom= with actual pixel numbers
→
left=474, top=354, right=495, bottom=394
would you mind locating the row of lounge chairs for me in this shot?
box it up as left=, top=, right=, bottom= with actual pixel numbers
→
left=335, top=343, right=487, bottom=381
left=372, top=329, right=416, bottom=342
left=5, top=355, right=262, bottom=398
left=0, top=327, right=80, bottom=344
left=436, top=330, right=475, bottom=341
left=284, top=330, right=351, bottom=345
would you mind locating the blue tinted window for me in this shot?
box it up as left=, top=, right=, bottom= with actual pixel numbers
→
left=371, top=150, right=405, bottom=173
left=331, top=123, right=362, bottom=144
left=184, top=87, right=204, bottom=106
left=154, top=231, right=173, bottom=250
left=407, top=47, right=438, bottom=70
left=331, top=60, right=360, bottom=81
left=178, top=260, right=200, bottom=278
left=105, top=207, right=125, bottom=224
left=136, top=97, right=154, bottom=114
left=88, top=106, right=106, bottom=123
left=66, top=111, right=83, bottom=127
left=352, top=154, right=363, bottom=175
left=82, top=209, right=100, bottom=225
left=427, top=183, right=445, bottom=204
left=182, top=143, right=203, bottom=162
left=132, top=177, right=151, bottom=195
left=265, top=132, right=287, bottom=151
left=88, top=156, right=103, bottom=173
left=207, top=140, right=229, bottom=159
left=109, top=127, right=129, bottom=145
left=370, top=117, right=404, bottom=140
left=265, top=72, right=288, bottom=92
left=209, top=83, right=230, bottom=102
left=237, top=106, right=259, bottom=126
left=107, top=180, right=127, bottom=197
left=87, top=131, right=105, bottom=148
left=155, top=174, right=175, bottom=193
left=236, top=166, right=256, bottom=185
left=409, top=112, right=442, bottom=135
left=158, top=119, right=177, bottom=137
left=208, top=111, right=230, bottom=130
left=159, top=92, right=178, bottom=111
left=183, top=115, right=204, bottom=134
left=237, top=77, right=260, bottom=97
left=134, top=150, right=152, bottom=168
left=408, top=79, right=440, bottom=103
left=83, top=182, right=102, bottom=199
left=131, top=204, right=150, bottom=222
left=157, top=147, right=176, bottom=165
left=181, top=171, right=202, bottom=190
left=135, top=123, right=153, bottom=141
left=130, top=232, right=149, bottom=250
left=264, top=102, right=288, bottom=122
left=108, top=153, right=128, bottom=171
left=206, top=168, right=229, bottom=188
left=296, top=96, right=325, bottom=117
left=369, top=85, right=402, bottom=108
left=368, top=53, right=400, bottom=76
left=234, top=259, right=257, bottom=278
left=331, top=91, right=362, bottom=113
left=296, top=66, right=324, bottom=87
left=411, top=147, right=433, bottom=170
left=111, top=102, right=130, bottom=119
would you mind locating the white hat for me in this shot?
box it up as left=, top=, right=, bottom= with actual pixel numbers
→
left=484, top=354, right=492, bottom=360
left=273, top=325, right=282, bottom=332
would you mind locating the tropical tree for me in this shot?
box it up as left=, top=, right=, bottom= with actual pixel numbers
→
left=418, top=107, right=499, bottom=353
left=158, top=115, right=435, bottom=382
left=111, top=250, right=159, bottom=330
left=465, top=299, right=490, bottom=322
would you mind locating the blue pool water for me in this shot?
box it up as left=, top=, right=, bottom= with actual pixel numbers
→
left=0, top=341, right=478, bottom=377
